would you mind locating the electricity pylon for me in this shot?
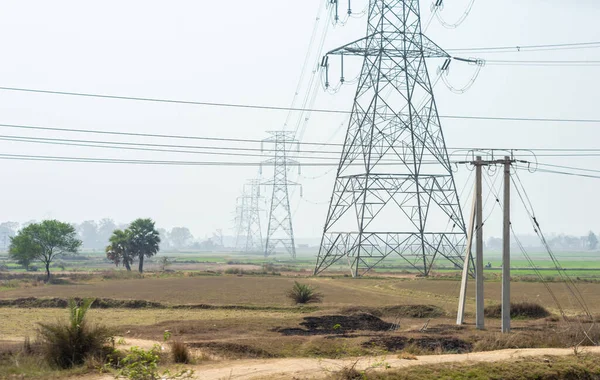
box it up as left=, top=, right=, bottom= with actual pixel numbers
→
left=263, top=131, right=299, bottom=259
left=314, top=0, right=467, bottom=277
left=234, top=179, right=263, bottom=253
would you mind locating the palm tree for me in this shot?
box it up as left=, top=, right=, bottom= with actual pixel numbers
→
left=106, top=229, right=133, bottom=271
left=129, top=218, right=161, bottom=273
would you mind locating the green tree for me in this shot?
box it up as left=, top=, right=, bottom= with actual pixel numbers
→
left=106, top=229, right=134, bottom=271
left=8, top=233, right=41, bottom=271
left=129, top=218, right=161, bottom=273
left=588, top=231, right=598, bottom=250
left=9, top=220, right=81, bottom=280
left=169, top=227, right=193, bottom=250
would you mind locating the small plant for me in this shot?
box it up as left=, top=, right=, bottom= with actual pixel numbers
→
left=158, top=257, right=171, bottom=272
left=169, top=340, right=191, bottom=364
left=117, top=345, right=194, bottom=380
left=334, top=360, right=366, bottom=380
left=22, top=336, right=34, bottom=355
left=37, top=298, right=113, bottom=368
left=163, top=330, right=172, bottom=342
left=398, top=352, right=418, bottom=360
left=484, top=302, right=550, bottom=319
left=117, top=337, right=127, bottom=345
left=286, top=281, right=323, bottom=304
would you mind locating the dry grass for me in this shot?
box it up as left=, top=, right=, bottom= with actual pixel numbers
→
left=332, top=354, right=600, bottom=380
left=472, top=322, right=600, bottom=351
left=398, top=352, right=418, bottom=360
left=0, top=308, right=303, bottom=338
left=169, top=340, right=191, bottom=364
left=484, top=302, right=550, bottom=319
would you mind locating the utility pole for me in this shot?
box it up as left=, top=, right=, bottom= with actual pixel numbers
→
left=314, top=0, right=467, bottom=277
left=457, top=184, right=476, bottom=325
left=475, top=156, right=484, bottom=330
left=263, top=131, right=299, bottom=259
left=502, top=156, right=511, bottom=333
left=456, top=154, right=514, bottom=332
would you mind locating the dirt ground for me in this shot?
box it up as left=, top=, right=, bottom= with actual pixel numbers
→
left=2, top=274, right=599, bottom=379
left=80, top=344, right=600, bottom=380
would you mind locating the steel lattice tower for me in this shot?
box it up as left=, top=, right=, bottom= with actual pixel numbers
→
left=263, top=131, right=298, bottom=259
left=234, top=179, right=264, bottom=253
left=314, top=0, right=467, bottom=277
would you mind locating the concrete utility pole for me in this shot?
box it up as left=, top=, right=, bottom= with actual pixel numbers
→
left=502, top=157, right=511, bottom=333
left=456, top=154, right=514, bottom=332
left=475, top=156, right=484, bottom=330
left=457, top=184, right=476, bottom=325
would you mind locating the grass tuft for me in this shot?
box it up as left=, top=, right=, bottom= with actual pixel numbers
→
left=286, top=281, right=323, bottom=304
left=170, top=340, right=191, bottom=364
left=37, top=298, right=114, bottom=368
left=484, top=302, right=550, bottom=319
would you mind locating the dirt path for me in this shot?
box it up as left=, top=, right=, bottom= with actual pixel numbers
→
left=87, top=346, right=600, bottom=380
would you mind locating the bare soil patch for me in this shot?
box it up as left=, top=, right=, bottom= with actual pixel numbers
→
left=187, top=341, right=278, bottom=359
left=341, top=305, right=445, bottom=318
left=364, top=335, right=473, bottom=353
left=275, top=313, right=394, bottom=336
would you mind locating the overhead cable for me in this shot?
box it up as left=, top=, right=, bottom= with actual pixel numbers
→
left=1, top=86, right=600, bottom=124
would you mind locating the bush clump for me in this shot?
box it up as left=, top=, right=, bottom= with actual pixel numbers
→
left=169, top=340, right=191, bottom=364
left=484, top=302, right=550, bottom=319
left=286, top=281, right=323, bottom=304
left=37, top=298, right=113, bottom=368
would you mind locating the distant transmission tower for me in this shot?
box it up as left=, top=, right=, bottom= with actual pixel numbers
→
left=314, top=0, right=467, bottom=277
left=263, top=131, right=300, bottom=259
left=234, top=179, right=264, bottom=253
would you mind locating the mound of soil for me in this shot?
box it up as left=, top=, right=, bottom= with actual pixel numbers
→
left=364, top=336, right=472, bottom=354
left=276, top=313, right=394, bottom=336
left=341, top=305, right=445, bottom=318
left=0, top=297, right=316, bottom=312
left=485, top=302, right=550, bottom=319
left=187, top=342, right=278, bottom=359
left=0, top=297, right=164, bottom=309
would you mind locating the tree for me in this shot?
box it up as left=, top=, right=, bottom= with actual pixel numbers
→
left=97, top=219, right=117, bottom=247
left=157, top=228, right=171, bottom=250
left=129, top=218, right=161, bottom=273
left=106, top=229, right=134, bottom=271
left=0, top=221, right=19, bottom=248
left=8, top=233, right=40, bottom=271
left=588, top=231, right=598, bottom=250
left=9, top=220, right=82, bottom=281
left=169, top=227, right=193, bottom=249
left=78, top=220, right=99, bottom=250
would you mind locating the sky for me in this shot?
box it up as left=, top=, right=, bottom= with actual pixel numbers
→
left=0, top=0, right=598, bottom=242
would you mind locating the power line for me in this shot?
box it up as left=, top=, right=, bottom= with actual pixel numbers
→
left=1, top=86, right=600, bottom=124
left=0, top=153, right=453, bottom=167
left=516, top=165, right=600, bottom=180
left=447, top=41, right=600, bottom=54
left=5, top=124, right=600, bottom=160
left=486, top=60, right=600, bottom=67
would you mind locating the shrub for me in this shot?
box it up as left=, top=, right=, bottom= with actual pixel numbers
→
left=286, top=281, right=323, bottom=304
left=484, top=302, right=550, bottom=319
left=118, top=345, right=194, bottom=380
left=37, top=298, right=113, bottom=368
left=169, top=340, right=191, bottom=364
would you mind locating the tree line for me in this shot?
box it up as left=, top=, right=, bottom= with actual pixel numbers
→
left=0, top=220, right=205, bottom=251
left=7, top=218, right=161, bottom=280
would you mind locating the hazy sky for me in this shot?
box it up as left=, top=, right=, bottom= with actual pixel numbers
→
left=0, top=0, right=598, bottom=241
